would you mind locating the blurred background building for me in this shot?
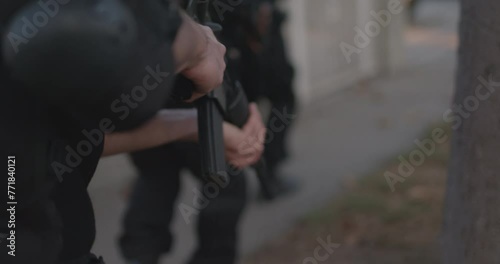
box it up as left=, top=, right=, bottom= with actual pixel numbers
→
left=283, top=0, right=406, bottom=104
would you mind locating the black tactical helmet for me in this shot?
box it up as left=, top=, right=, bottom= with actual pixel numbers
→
left=2, top=0, right=138, bottom=105
left=2, top=0, right=181, bottom=130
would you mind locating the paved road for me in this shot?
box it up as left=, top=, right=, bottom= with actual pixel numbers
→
left=89, top=1, right=459, bottom=263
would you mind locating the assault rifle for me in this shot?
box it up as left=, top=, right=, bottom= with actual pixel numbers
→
left=173, top=0, right=276, bottom=199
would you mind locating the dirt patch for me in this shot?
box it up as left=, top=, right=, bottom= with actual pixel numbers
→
left=243, top=124, right=450, bottom=264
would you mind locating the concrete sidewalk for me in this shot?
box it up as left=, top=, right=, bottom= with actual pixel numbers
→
left=89, top=1, right=459, bottom=263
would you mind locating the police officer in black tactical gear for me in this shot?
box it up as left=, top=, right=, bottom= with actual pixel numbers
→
left=235, top=0, right=299, bottom=198
left=118, top=1, right=298, bottom=263
left=119, top=1, right=267, bottom=263
left=0, top=0, right=264, bottom=263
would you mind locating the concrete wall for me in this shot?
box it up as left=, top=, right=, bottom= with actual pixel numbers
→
left=281, top=0, right=407, bottom=105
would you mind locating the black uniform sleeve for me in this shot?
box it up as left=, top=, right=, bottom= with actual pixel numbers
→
left=96, top=0, right=184, bottom=130
left=124, top=0, right=182, bottom=42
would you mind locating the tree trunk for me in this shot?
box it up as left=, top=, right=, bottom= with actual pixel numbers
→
left=443, top=0, right=500, bottom=263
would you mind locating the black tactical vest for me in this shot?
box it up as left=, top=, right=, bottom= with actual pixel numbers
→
left=1, top=0, right=181, bottom=262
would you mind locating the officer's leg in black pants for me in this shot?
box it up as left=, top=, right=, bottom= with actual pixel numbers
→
left=265, top=94, right=296, bottom=172
left=172, top=143, right=248, bottom=264
left=120, top=144, right=182, bottom=263
left=260, top=11, right=299, bottom=196
left=120, top=142, right=247, bottom=264
left=189, top=172, right=246, bottom=264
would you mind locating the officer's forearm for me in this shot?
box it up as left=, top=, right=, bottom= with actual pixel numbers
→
left=102, top=109, right=198, bottom=156
left=172, top=11, right=208, bottom=73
